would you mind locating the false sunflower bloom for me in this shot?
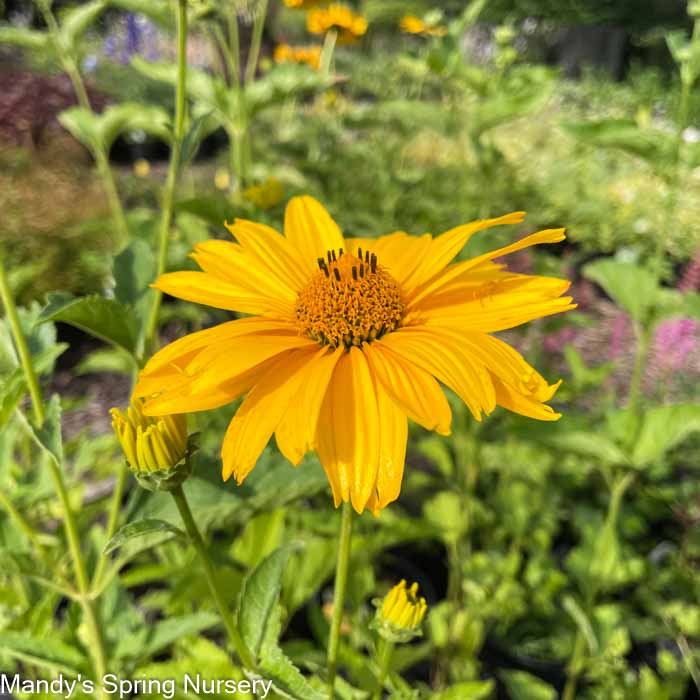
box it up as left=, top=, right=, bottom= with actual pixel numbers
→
left=273, top=43, right=323, bottom=71
left=134, top=196, right=574, bottom=513
left=399, top=15, right=447, bottom=37
left=307, top=4, right=367, bottom=44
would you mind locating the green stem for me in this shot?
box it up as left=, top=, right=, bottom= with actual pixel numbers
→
left=170, top=485, right=255, bottom=669
left=244, top=0, right=269, bottom=86
left=372, top=638, right=394, bottom=700
left=227, top=7, right=241, bottom=89
left=320, top=29, right=338, bottom=77
left=326, top=501, right=354, bottom=699
left=561, top=632, right=585, bottom=700
left=0, top=258, right=108, bottom=699
left=626, top=323, right=650, bottom=415
left=142, top=0, right=189, bottom=359
left=92, top=463, right=128, bottom=588
left=0, top=488, right=42, bottom=548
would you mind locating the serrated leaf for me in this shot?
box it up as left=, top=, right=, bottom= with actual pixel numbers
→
left=0, top=26, right=49, bottom=50
left=138, top=613, right=220, bottom=660
left=258, top=643, right=326, bottom=700
left=99, top=102, right=172, bottom=150
left=0, top=632, right=86, bottom=675
left=38, top=292, right=137, bottom=354
left=104, top=519, right=185, bottom=555
left=113, top=238, right=156, bottom=307
left=431, top=680, right=495, bottom=700
left=583, top=259, right=660, bottom=324
left=499, top=670, right=556, bottom=700
left=632, top=404, right=700, bottom=467
left=239, top=546, right=293, bottom=660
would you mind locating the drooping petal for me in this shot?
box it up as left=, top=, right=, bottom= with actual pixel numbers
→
left=363, top=341, right=451, bottom=435
left=221, top=346, right=319, bottom=483
left=284, top=196, right=345, bottom=277
left=275, top=346, right=344, bottom=465
left=315, top=346, right=380, bottom=513
left=491, top=374, right=562, bottom=421
left=380, top=326, right=496, bottom=420
left=152, top=271, right=292, bottom=317
left=372, top=380, right=408, bottom=511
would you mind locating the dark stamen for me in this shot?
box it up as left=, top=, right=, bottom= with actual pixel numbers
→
left=370, top=254, right=377, bottom=273
left=333, top=268, right=341, bottom=281
left=339, top=248, right=344, bottom=256
left=359, top=263, right=365, bottom=278
left=358, top=247, right=363, bottom=260
left=352, top=266, right=358, bottom=280
left=331, top=250, right=337, bottom=262
left=317, top=257, right=325, bottom=269
left=365, top=250, right=370, bottom=263
left=327, top=251, right=332, bottom=263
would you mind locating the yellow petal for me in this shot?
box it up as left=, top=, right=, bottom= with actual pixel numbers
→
left=284, top=196, right=345, bottom=277
left=373, top=379, right=407, bottom=510
left=380, top=327, right=495, bottom=420
left=491, top=374, right=562, bottom=421
left=315, top=347, right=380, bottom=513
left=409, top=228, right=566, bottom=307
left=275, top=346, right=344, bottom=465
left=192, top=239, right=297, bottom=304
left=153, top=271, right=292, bottom=316
left=221, top=346, right=317, bottom=483
left=224, top=219, right=308, bottom=291
left=363, top=341, right=451, bottom=435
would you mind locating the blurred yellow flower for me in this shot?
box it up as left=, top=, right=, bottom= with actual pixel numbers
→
left=274, top=43, right=322, bottom=71
left=307, top=3, right=367, bottom=44
left=133, top=158, right=151, bottom=178
left=379, top=580, right=427, bottom=636
left=399, top=14, right=447, bottom=37
left=243, top=176, right=285, bottom=209
left=283, top=0, right=325, bottom=7
left=214, top=168, right=231, bottom=190
left=135, top=196, right=573, bottom=513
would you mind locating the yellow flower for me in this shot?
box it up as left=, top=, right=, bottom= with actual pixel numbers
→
left=284, top=0, right=325, bottom=7
left=307, top=4, right=367, bottom=44
left=378, top=580, right=427, bottom=639
left=243, top=176, right=285, bottom=209
left=111, top=400, right=190, bottom=490
left=214, top=168, right=231, bottom=190
left=134, top=196, right=574, bottom=513
left=133, top=158, right=151, bottom=178
left=399, top=14, right=447, bottom=37
left=273, top=43, right=323, bottom=71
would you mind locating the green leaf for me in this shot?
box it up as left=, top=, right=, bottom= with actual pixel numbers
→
left=113, top=238, right=156, bottom=307
left=38, top=292, right=137, bottom=354
left=175, top=195, right=233, bottom=227
left=0, top=632, right=86, bottom=675
left=99, top=102, right=172, bottom=150
left=541, top=430, right=630, bottom=466
left=245, top=64, right=332, bottom=115
left=0, top=26, right=49, bottom=51
left=583, top=259, right=660, bottom=324
left=180, top=112, right=218, bottom=167
left=432, top=680, right=495, bottom=700
left=632, top=404, right=700, bottom=467
left=562, top=119, right=674, bottom=164
left=423, top=491, right=468, bottom=544
left=239, top=546, right=294, bottom=660
left=59, top=0, right=107, bottom=50
left=27, top=394, right=63, bottom=465
left=259, top=642, right=326, bottom=700
left=139, top=613, right=220, bottom=660
left=499, top=670, right=556, bottom=700
left=109, top=0, right=173, bottom=27
left=562, top=595, right=598, bottom=654
left=104, top=519, right=185, bottom=555
left=76, top=347, right=135, bottom=375
left=58, top=107, right=100, bottom=151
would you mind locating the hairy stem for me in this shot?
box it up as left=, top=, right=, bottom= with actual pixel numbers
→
left=170, top=485, right=255, bottom=669
left=372, top=637, right=394, bottom=700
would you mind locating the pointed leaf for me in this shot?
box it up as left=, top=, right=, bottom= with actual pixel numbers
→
left=239, top=546, right=294, bottom=659
left=432, top=681, right=495, bottom=700
left=104, top=519, right=185, bottom=555
left=259, top=643, right=326, bottom=700
left=60, top=0, right=107, bottom=49
left=99, top=102, right=172, bottom=150
left=500, top=670, right=556, bottom=700
left=0, top=632, right=86, bottom=675
left=58, top=107, right=100, bottom=152
left=633, top=404, right=700, bottom=467
left=38, top=292, right=137, bottom=354
left=26, top=394, right=63, bottom=465
left=0, top=26, right=49, bottom=51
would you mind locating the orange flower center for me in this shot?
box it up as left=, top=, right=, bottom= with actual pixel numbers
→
left=295, top=248, right=405, bottom=348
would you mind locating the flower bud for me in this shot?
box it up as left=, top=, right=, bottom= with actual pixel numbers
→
left=373, top=580, right=427, bottom=643
left=110, top=400, right=194, bottom=491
